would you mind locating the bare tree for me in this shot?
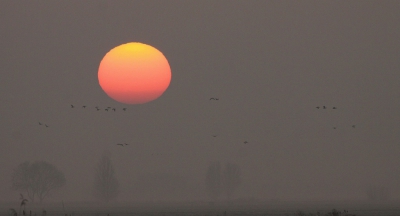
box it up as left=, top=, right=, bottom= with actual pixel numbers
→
left=11, top=161, right=66, bottom=203
left=367, top=185, right=390, bottom=202
left=20, top=198, right=28, bottom=215
left=93, top=152, right=119, bottom=203
left=9, top=208, right=17, bottom=216
left=222, top=163, right=241, bottom=200
left=205, top=162, right=242, bottom=202
left=205, top=161, right=222, bottom=201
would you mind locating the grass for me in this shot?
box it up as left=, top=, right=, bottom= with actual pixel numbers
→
left=4, top=199, right=400, bottom=216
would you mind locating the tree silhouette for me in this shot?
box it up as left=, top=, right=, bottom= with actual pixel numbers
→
left=205, top=161, right=222, bottom=201
left=205, top=162, right=242, bottom=202
left=367, top=185, right=390, bottom=202
left=9, top=208, right=17, bottom=216
left=20, top=198, right=28, bottom=215
left=222, top=163, right=241, bottom=200
left=93, top=151, right=119, bottom=203
left=11, top=161, right=66, bottom=203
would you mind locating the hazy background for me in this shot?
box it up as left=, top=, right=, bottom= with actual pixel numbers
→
left=1, top=0, right=400, bottom=204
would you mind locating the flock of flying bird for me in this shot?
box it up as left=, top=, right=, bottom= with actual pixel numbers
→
left=208, top=98, right=249, bottom=144
left=70, top=104, right=127, bottom=112
left=37, top=105, right=128, bottom=129
left=70, top=104, right=131, bottom=147
left=37, top=104, right=130, bottom=146
left=315, top=105, right=356, bottom=129
left=36, top=100, right=356, bottom=148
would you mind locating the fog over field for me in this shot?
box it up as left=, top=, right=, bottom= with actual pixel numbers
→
left=1, top=1, right=400, bottom=215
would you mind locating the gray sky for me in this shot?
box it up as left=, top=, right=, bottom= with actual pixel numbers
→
left=1, top=0, right=400, bottom=203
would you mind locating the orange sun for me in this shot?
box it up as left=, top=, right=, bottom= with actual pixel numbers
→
left=98, top=42, right=171, bottom=104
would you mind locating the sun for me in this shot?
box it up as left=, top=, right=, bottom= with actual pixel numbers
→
left=98, top=42, right=171, bottom=104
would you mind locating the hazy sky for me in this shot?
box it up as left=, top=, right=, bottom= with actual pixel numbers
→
left=1, top=1, right=400, bottom=203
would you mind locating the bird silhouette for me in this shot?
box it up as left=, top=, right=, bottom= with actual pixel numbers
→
left=105, top=109, right=109, bottom=111
left=82, top=106, right=86, bottom=108
left=38, top=122, right=42, bottom=125
left=316, top=106, right=320, bottom=109
left=352, top=125, right=356, bottom=128
left=212, top=135, right=217, bottom=138
left=96, top=108, right=100, bottom=111
left=122, top=108, right=127, bottom=111
left=124, top=143, right=129, bottom=145
left=117, top=143, right=124, bottom=146
left=71, top=105, right=74, bottom=108
left=333, top=127, right=336, bottom=129
left=45, top=124, right=49, bottom=127
left=209, top=98, right=219, bottom=100
left=112, top=108, right=116, bottom=112
left=333, top=107, right=337, bottom=109
left=323, top=106, right=326, bottom=109
left=244, top=141, right=248, bottom=144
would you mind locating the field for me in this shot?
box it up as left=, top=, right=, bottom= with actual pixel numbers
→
left=1, top=201, right=400, bottom=216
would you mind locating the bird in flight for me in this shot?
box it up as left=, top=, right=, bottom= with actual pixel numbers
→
left=316, top=106, right=320, bottom=109
left=333, top=127, right=336, bottom=129
left=124, top=143, right=129, bottom=146
left=112, top=108, right=116, bottom=112
left=71, top=105, right=74, bottom=108
left=105, top=109, right=109, bottom=111
left=352, top=125, right=356, bottom=128
left=333, top=107, right=337, bottom=109
left=122, top=108, right=127, bottom=111
left=117, top=143, right=124, bottom=146
left=38, top=122, right=42, bottom=125
left=212, top=135, right=217, bottom=138
left=323, top=106, right=326, bottom=109
left=244, top=141, right=248, bottom=144
left=96, top=108, right=100, bottom=111
left=82, top=106, right=86, bottom=108
left=209, top=98, right=219, bottom=100
left=45, top=124, right=49, bottom=127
